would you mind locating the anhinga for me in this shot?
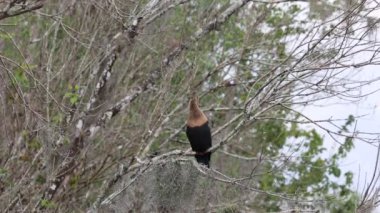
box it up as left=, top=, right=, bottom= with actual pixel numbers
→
left=186, top=95, right=212, bottom=167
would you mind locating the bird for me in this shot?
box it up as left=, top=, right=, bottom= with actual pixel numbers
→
left=186, top=94, right=212, bottom=167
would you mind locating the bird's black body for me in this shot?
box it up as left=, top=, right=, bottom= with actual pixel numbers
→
left=186, top=121, right=212, bottom=167
left=186, top=122, right=212, bottom=152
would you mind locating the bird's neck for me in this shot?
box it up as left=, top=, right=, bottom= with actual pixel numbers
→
left=188, top=99, right=208, bottom=127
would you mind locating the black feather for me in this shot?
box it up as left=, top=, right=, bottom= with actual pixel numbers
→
left=186, top=122, right=212, bottom=167
left=195, top=153, right=211, bottom=168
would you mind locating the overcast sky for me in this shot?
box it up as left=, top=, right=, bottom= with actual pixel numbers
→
left=300, top=69, right=380, bottom=191
left=286, top=3, right=380, bottom=211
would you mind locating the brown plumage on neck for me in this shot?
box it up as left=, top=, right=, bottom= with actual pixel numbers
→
left=187, top=95, right=208, bottom=127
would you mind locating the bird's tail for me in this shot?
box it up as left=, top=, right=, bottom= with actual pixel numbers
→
left=195, top=152, right=211, bottom=168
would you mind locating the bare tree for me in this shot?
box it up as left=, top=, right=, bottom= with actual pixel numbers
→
left=0, top=0, right=43, bottom=21
left=1, top=0, right=380, bottom=212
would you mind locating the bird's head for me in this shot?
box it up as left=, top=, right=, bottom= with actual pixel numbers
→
left=189, top=92, right=200, bottom=111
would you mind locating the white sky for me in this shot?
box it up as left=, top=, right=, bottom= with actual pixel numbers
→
left=291, top=2, right=380, bottom=211
left=300, top=70, right=380, bottom=190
